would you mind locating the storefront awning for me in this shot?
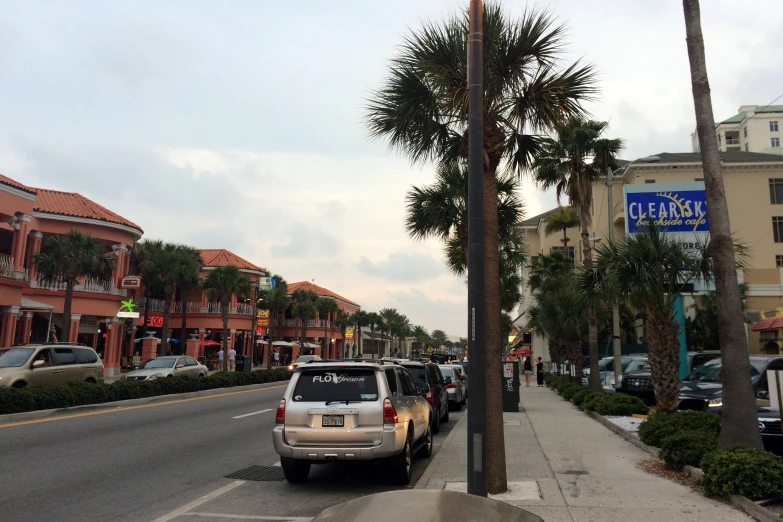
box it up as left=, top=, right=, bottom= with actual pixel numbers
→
left=256, top=339, right=269, bottom=344
left=272, top=341, right=292, bottom=347
left=19, top=297, right=58, bottom=311
left=752, top=318, right=783, bottom=331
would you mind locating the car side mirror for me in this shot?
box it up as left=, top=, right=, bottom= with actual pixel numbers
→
left=32, top=359, right=44, bottom=368
left=444, top=377, right=453, bottom=385
left=176, top=363, right=185, bottom=369
left=757, top=390, right=770, bottom=400
left=416, top=383, right=430, bottom=396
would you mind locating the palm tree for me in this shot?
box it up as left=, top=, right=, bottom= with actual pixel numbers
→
left=379, top=308, right=399, bottom=356
left=317, top=298, right=339, bottom=357
left=129, top=239, right=163, bottom=334
left=367, top=7, right=597, bottom=490
left=177, top=247, right=203, bottom=355
left=366, top=312, right=381, bottom=356
left=430, top=330, right=447, bottom=351
left=291, top=289, right=318, bottom=347
left=261, top=275, right=288, bottom=369
left=534, top=116, right=623, bottom=391
left=411, top=325, right=428, bottom=355
left=682, top=0, right=762, bottom=449
left=582, top=225, right=736, bottom=412
left=353, top=310, right=368, bottom=356
left=152, top=243, right=192, bottom=356
left=203, top=266, right=252, bottom=372
left=34, top=230, right=115, bottom=343
left=334, top=312, right=354, bottom=358
left=543, top=206, right=579, bottom=254
left=528, top=251, right=575, bottom=364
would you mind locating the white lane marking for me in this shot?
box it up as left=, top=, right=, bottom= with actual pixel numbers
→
left=185, top=514, right=312, bottom=521
left=232, top=408, right=273, bottom=419
left=151, top=480, right=246, bottom=522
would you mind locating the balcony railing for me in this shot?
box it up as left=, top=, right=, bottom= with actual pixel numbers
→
left=726, top=138, right=740, bottom=145
left=0, top=253, right=12, bottom=278
left=236, top=303, right=253, bottom=315
left=35, top=276, right=126, bottom=296
left=138, top=297, right=168, bottom=312
left=172, top=301, right=202, bottom=314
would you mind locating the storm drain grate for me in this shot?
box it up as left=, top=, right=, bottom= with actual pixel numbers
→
left=225, top=465, right=286, bottom=481
left=563, top=470, right=589, bottom=476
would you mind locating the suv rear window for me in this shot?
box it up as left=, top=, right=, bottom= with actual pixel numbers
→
left=294, top=369, right=379, bottom=402
left=403, top=365, right=427, bottom=385
left=74, top=348, right=98, bottom=364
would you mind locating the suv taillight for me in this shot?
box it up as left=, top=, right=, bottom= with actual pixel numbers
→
left=383, top=397, right=398, bottom=425
left=445, top=383, right=457, bottom=389
left=275, top=399, right=286, bottom=425
left=424, top=389, right=433, bottom=404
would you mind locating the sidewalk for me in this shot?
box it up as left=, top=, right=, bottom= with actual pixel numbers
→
left=416, top=385, right=752, bottom=521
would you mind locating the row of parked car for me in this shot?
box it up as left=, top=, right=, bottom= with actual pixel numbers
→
left=580, top=351, right=782, bottom=453
left=272, top=357, right=468, bottom=484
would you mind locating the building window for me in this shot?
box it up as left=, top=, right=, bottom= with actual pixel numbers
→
left=645, top=179, right=656, bottom=184
left=773, top=138, right=781, bottom=148
left=772, top=121, right=779, bottom=132
left=771, top=179, right=783, bottom=204
left=777, top=255, right=783, bottom=268
left=744, top=126, right=748, bottom=138
left=550, top=246, right=575, bottom=259
left=774, top=217, right=783, bottom=243
left=745, top=143, right=749, bottom=152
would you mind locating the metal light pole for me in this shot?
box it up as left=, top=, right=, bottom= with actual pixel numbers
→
left=606, top=156, right=660, bottom=384
left=466, top=0, right=487, bottom=498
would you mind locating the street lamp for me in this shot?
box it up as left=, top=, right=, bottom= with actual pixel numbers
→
left=606, top=155, right=660, bottom=385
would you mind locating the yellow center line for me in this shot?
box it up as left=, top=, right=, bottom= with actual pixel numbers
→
left=0, top=384, right=288, bottom=429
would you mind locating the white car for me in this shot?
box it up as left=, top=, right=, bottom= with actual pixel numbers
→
left=438, top=365, right=466, bottom=408
left=122, top=356, right=208, bottom=381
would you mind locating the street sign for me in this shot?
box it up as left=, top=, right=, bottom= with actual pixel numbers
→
left=120, top=275, right=142, bottom=289
left=427, top=346, right=433, bottom=353
left=257, top=309, right=269, bottom=327
left=258, top=276, right=274, bottom=290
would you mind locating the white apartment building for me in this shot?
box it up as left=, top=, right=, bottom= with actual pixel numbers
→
left=691, top=105, right=783, bottom=155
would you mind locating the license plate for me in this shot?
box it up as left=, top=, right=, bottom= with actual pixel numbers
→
left=322, top=415, right=344, bottom=427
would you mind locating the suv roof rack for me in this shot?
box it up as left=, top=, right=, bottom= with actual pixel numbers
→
left=42, top=342, right=89, bottom=347
left=306, top=358, right=399, bottom=366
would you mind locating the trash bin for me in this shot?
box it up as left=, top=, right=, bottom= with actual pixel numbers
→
left=501, top=360, right=520, bottom=412
left=243, top=355, right=252, bottom=374
left=235, top=356, right=245, bottom=373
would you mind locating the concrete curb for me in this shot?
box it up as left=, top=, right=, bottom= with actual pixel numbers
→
left=587, top=406, right=781, bottom=522
left=414, top=408, right=468, bottom=489
left=0, top=380, right=289, bottom=425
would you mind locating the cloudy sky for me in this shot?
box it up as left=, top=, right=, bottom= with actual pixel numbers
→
left=1, top=0, right=781, bottom=337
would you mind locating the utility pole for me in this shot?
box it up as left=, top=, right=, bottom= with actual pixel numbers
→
left=466, top=0, right=487, bottom=498
left=606, top=167, right=622, bottom=385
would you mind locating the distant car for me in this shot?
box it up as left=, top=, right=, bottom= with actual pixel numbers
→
left=122, top=356, right=208, bottom=381
left=399, top=361, right=449, bottom=433
left=447, top=364, right=468, bottom=397
left=582, top=356, right=648, bottom=389
left=272, top=360, right=432, bottom=485
left=288, top=355, right=322, bottom=371
left=0, top=343, right=104, bottom=388
left=438, top=365, right=466, bottom=409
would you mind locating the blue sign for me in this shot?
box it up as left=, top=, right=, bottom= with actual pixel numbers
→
left=624, top=182, right=708, bottom=234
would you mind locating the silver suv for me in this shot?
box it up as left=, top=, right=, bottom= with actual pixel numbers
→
left=0, top=343, right=105, bottom=388
left=272, top=360, right=433, bottom=485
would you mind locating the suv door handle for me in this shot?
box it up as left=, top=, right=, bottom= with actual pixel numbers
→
left=52, top=369, right=65, bottom=374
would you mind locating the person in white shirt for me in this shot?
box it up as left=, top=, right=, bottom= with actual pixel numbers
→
left=229, top=348, right=237, bottom=372
left=273, top=350, right=280, bottom=367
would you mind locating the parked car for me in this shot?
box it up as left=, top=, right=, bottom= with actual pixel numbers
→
left=582, top=355, right=648, bottom=389
left=438, top=365, right=466, bottom=409
left=615, top=351, right=722, bottom=406
left=0, top=343, right=104, bottom=388
left=399, top=361, right=449, bottom=433
left=759, top=406, right=783, bottom=456
left=448, top=364, right=468, bottom=398
left=122, top=356, right=208, bottom=381
left=677, top=356, right=778, bottom=412
left=272, top=360, right=433, bottom=485
left=288, top=354, right=322, bottom=371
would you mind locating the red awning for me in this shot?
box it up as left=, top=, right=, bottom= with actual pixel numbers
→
left=752, top=319, right=778, bottom=331
left=199, top=340, right=222, bottom=346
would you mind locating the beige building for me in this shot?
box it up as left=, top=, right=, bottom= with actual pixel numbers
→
left=691, top=105, right=783, bottom=155
left=516, top=151, right=783, bottom=360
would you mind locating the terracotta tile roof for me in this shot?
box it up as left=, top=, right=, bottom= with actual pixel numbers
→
left=288, top=281, right=360, bottom=307
left=0, top=173, right=36, bottom=195
left=199, top=249, right=266, bottom=273
left=33, top=188, right=143, bottom=233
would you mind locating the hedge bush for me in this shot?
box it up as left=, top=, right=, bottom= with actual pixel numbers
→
left=701, top=445, right=783, bottom=501
left=580, top=392, right=608, bottom=412
left=659, top=430, right=718, bottom=470
left=595, top=393, right=649, bottom=416
left=638, top=411, right=721, bottom=448
left=0, top=368, right=291, bottom=415
left=572, top=388, right=591, bottom=407
left=560, top=383, right=582, bottom=400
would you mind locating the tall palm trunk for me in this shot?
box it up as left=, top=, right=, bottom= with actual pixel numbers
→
left=62, top=280, right=75, bottom=343
left=324, top=315, right=329, bottom=358
left=566, top=339, right=583, bottom=382
left=266, top=308, right=275, bottom=370
left=579, top=209, right=601, bottom=391
left=646, top=310, right=681, bottom=412
left=221, top=298, right=230, bottom=372
left=142, top=285, right=151, bottom=334
left=683, top=0, right=761, bottom=448
left=562, top=228, right=568, bottom=249
left=302, top=318, right=309, bottom=347
left=160, top=286, right=174, bottom=357
left=180, top=286, right=189, bottom=357
left=483, top=154, right=507, bottom=495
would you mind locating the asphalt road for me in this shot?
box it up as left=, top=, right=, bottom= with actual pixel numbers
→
left=0, top=384, right=463, bottom=522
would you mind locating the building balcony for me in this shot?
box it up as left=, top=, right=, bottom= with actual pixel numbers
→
left=269, top=318, right=335, bottom=329
left=726, top=138, right=740, bottom=145
left=32, top=276, right=127, bottom=296
left=137, top=298, right=255, bottom=316
left=0, top=253, right=14, bottom=278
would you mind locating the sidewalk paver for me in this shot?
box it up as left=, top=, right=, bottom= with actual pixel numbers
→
left=418, top=386, right=752, bottom=522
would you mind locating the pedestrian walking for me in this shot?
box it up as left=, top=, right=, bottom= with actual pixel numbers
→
left=229, top=347, right=237, bottom=372
left=218, top=348, right=224, bottom=371
left=273, top=349, right=280, bottom=367
left=536, top=356, right=545, bottom=387
left=523, top=356, right=533, bottom=387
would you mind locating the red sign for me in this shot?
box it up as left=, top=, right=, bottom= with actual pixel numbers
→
left=120, top=275, right=142, bottom=289
left=145, top=315, right=163, bottom=327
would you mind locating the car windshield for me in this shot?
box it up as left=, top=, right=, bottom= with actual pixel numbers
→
left=140, top=358, right=177, bottom=369
left=439, top=367, right=455, bottom=378
left=293, top=369, right=379, bottom=402
left=0, top=348, right=34, bottom=368
left=403, top=366, right=426, bottom=384
left=624, top=359, right=648, bottom=372
left=686, top=359, right=765, bottom=383
left=296, top=356, right=317, bottom=363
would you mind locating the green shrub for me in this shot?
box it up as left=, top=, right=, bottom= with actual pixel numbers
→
left=638, top=411, right=721, bottom=448
left=0, top=368, right=290, bottom=415
left=580, top=392, right=608, bottom=412
left=659, top=430, right=718, bottom=470
left=561, top=384, right=583, bottom=400
left=572, top=388, right=591, bottom=407
left=701, top=445, right=783, bottom=501
left=595, top=393, right=649, bottom=416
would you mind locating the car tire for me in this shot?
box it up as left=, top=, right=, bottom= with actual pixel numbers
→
left=432, top=406, right=441, bottom=434
left=390, top=428, right=413, bottom=485
left=12, top=381, right=26, bottom=389
left=454, top=399, right=462, bottom=411
left=281, top=457, right=311, bottom=483
left=198, top=373, right=205, bottom=378
left=416, top=419, right=433, bottom=459
left=442, top=402, right=450, bottom=422
left=85, top=378, right=97, bottom=384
